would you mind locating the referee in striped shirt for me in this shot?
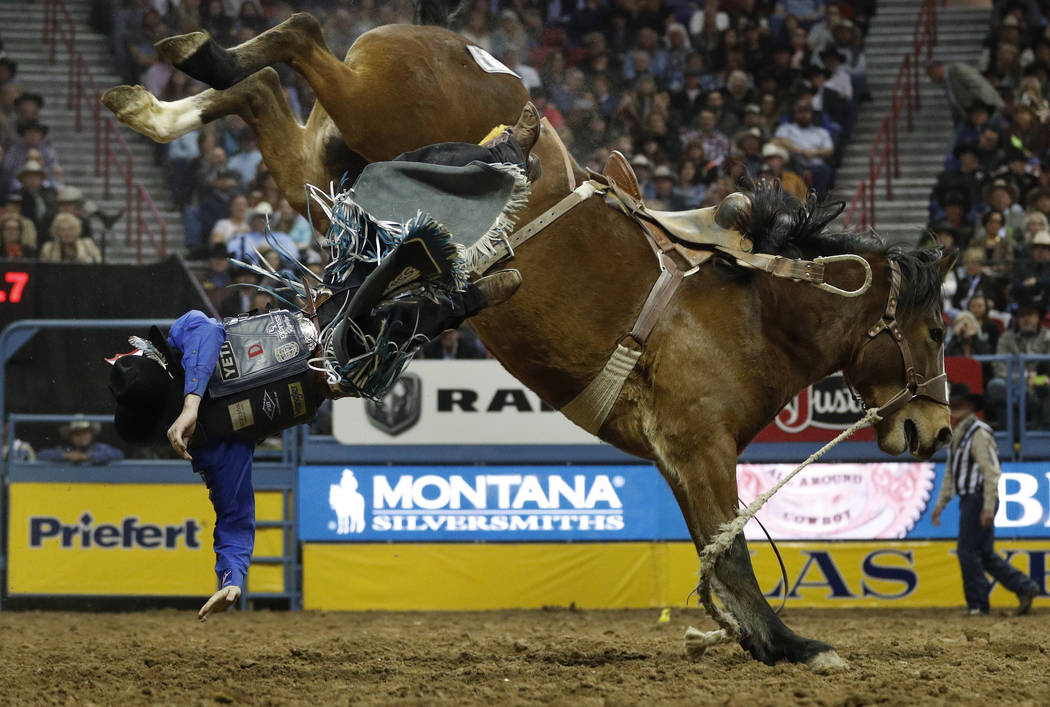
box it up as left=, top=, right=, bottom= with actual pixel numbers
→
left=932, top=384, right=1040, bottom=616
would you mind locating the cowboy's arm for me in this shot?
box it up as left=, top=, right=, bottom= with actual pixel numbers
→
left=931, top=451, right=956, bottom=525
left=167, top=310, right=225, bottom=460
left=973, top=427, right=1001, bottom=524
left=86, top=442, right=124, bottom=465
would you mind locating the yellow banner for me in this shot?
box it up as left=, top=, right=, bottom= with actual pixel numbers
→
left=7, top=483, right=285, bottom=596
left=303, top=541, right=1048, bottom=611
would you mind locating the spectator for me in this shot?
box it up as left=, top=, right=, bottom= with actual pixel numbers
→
left=1, top=91, right=44, bottom=148
left=200, top=242, right=232, bottom=311
left=649, top=165, right=683, bottom=210
left=0, top=213, right=35, bottom=258
left=630, top=153, right=656, bottom=201
left=219, top=265, right=258, bottom=317
left=1, top=193, right=36, bottom=248
left=1, top=425, right=35, bottom=462
left=831, top=18, right=869, bottom=101
left=926, top=60, right=1005, bottom=125
left=1012, top=229, right=1050, bottom=307
left=996, top=146, right=1038, bottom=204
left=40, top=213, right=101, bottom=263
left=227, top=130, right=263, bottom=185
left=774, top=98, right=834, bottom=194
left=974, top=209, right=1014, bottom=278
left=980, top=178, right=1026, bottom=239
left=953, top=246, right=1006, bottom=311
left=956, top=108, right=999, bottom=164
left=967, top=292, right=1001, bottom=352
left=3, top=119, right=60, bottom=183
left=461, top=9, right=493, bottom=52
left=692, top=108, right=731, bottom=168
left=758, top=142, right=807, bottom=201
left=946, top=310, right=993, bottom=358
left=209, top=190, right=249, bottom=246
left=733, top=128, right=763, bottom=178
left=13, top=160, right=55, bottom=237
left=0, top=55, right=18, bottom=87
left=942, top=190, right=976, bottom=242
left=930, top=142, right=984, bottom=223
left=499, top=48, right=542, bottom=93
left=674, top=160, right=707, bottom=209
left=225, top=200, right=270, bottom=262
left=36, top=419, right=124, bottom=465
left=990, top=300, right=1050, bottom=424
left=55, top=186, right=96, bottom=243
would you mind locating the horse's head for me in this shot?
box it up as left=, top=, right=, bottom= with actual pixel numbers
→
left=842, top=249, right=957, bottom=459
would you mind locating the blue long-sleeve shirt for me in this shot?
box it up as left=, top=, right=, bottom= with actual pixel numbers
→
left=168, top=310, right=255, bottom=592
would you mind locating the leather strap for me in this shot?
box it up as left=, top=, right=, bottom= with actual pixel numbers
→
left=631, top=253, right=686, bottom=343
left=717, top=249, right=827, bottom=284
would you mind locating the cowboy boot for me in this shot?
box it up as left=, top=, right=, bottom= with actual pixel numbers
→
left=511, top=103, right=542, bottom=182
left=473, top=269, right=522, bottom=309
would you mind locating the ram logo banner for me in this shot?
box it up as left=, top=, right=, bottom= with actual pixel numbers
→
left=333, top=361, right=600, bottom=445
left=299, top=465, right=686, bottom=541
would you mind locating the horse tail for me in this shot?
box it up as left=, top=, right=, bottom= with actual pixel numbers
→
left=414, top=0, right=466, bottom=27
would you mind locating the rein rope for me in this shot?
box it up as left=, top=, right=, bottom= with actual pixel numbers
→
left=684, top=407, right=882, bottom=657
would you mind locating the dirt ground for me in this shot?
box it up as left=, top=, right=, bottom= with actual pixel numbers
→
left=0, top=607, right=1047, bottom=706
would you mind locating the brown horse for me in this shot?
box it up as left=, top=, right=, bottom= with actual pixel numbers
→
left=103, top=12, right=954, bottom=667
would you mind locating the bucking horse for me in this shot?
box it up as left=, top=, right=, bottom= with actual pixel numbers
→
left=103, top=3, right=954, bottom=668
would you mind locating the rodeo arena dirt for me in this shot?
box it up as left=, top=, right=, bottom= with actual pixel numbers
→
left=2, top=0, right=1050, bottom=704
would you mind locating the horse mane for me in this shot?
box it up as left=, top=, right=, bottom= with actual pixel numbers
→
left=742, top=180, right=944, bottom=312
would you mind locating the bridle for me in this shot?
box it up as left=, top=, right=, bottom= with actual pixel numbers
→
left=851, top=260, right=950, bottom=419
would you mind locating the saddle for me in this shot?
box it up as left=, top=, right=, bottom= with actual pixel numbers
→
left=601, top=151, right=753, bottom=256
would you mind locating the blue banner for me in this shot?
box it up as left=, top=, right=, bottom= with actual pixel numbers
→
left=298, top=465, right=689, bottom=542
left=907, top=462, right=1050, bottom=539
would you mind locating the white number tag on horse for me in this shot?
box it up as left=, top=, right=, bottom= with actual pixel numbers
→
left=467, top=45, right=521, bottom=79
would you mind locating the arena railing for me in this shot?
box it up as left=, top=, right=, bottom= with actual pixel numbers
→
left=41, top=0, right=168, bottom=262
left=844, top=0, right=938, bottom=232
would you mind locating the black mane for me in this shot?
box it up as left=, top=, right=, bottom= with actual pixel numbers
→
left=742, top=180, right=944, bottom=311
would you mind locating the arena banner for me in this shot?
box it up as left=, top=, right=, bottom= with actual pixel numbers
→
left=332, top=359, right=983, bottom=446
left=298, top=463, right=1050, bottom=543
left=299, top=464, right=689, bottom=542
left=302, top=540, right=1048, bottom=611
left=7, top=483, right=285, bottom=596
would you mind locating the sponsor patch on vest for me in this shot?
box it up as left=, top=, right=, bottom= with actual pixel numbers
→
left=218, top=341, right=240, bottom=381
left=266, top=315, right=294, bottom=338
left=262, top=389, right=280, bottom=421
left=288, top=382, right=307, bottom=417
left=228, top=399, right=254, bottom=431
left=275, top=342, right=300, bottom=362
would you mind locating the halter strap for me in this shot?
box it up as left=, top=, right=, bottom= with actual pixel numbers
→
left=862, top=260, right=949, bottom=418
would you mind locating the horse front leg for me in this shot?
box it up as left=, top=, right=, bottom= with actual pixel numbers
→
left=653, top=433, right=845, bottom=669
left=103, top=68, right=339, bottom=227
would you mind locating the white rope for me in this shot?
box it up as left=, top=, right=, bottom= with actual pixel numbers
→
left=685, top=407, right=882, bottom=656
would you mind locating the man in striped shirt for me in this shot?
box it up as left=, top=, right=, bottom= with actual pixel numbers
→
left=931, top=384, right=1040, bottom=616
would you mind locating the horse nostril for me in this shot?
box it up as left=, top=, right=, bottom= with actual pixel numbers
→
left=936, top=427, right=952, bottom=447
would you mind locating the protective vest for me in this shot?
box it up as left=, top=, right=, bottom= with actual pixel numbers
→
left=194, top=310, right=324, bottom=444
left=207, top=310, right=318, bottom=397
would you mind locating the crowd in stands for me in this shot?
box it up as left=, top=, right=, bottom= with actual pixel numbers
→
left=924, top=0, right=1050, bottom=427
left=0, top=35, right=113, bottom=264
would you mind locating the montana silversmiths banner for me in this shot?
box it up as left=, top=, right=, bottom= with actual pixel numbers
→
left=300, top=463, right=1050, bottom=543
left=299, top=465, right=687, bottom=541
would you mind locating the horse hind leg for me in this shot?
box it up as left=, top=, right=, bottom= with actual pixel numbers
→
left=156, top=12, right=329, bottom=89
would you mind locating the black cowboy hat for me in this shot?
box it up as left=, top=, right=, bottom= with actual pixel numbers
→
left=949, top=383, right=984, bottom=411
left=0, top=56, right=17, bottom=74
left=806, top=63, right=831, bottom=78
left=952, top=141, right=979, bottom=158
left=818, top=46, right=846, bottom=63
left=14, top=92, right=43, bottom=109
left=15, top=118, right=48, bottom=136
left=109, top=326, right=183, bottom=444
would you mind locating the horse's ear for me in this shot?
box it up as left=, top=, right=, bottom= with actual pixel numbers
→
left=938, top=247, right=958, bottom=282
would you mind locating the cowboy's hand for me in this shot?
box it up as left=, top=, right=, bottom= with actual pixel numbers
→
left=931, top=505, right=943, bottom=526
left=198, top=585, right=241, bottom=623
left=167, top=394, right=201, bottom=461
left=980, top=508, right=995, bottom=528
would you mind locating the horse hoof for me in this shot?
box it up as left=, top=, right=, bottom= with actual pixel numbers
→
left=156, top=31, right=210, bottom=64
left=807, top=649, right=849, bottom=673
left=100, top=85, right=170, bottom=143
